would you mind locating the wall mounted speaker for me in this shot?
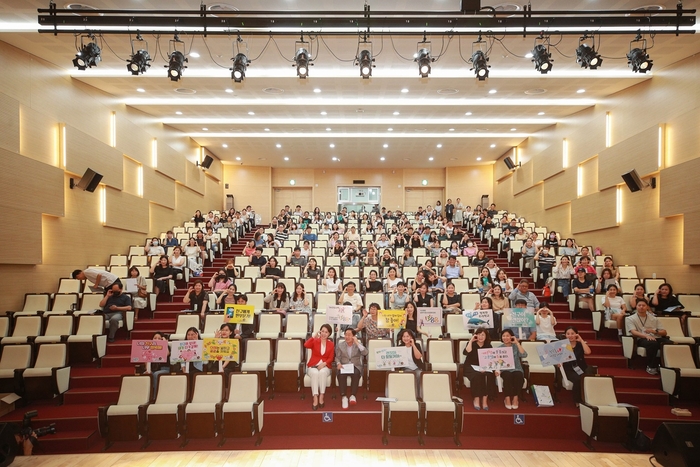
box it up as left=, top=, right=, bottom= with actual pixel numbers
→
left=200, top=155, right=214, bottom=169
left=621, top=169, right=645, bottom=192
left=74, top=168, right=103, bottom=192
left=504, top=157, right=516, bottom=170
left=652, top=422, right=700, bottom=467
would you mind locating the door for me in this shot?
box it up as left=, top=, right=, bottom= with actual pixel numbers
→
left=404, top=188, right=444, bottom=212
left=273, top=188, right=313, bottom=216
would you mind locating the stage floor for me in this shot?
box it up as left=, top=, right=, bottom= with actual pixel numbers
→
left=13, top=449, right=650, bottom=466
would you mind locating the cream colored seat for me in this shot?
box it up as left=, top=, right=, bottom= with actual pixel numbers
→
left=365, top=338, right=392, bottom=393
left=34, top=314, right=74, bottom=344
left=21, top=343, right=71, bottom=403
left=657, top=317, right=694, bottom=345
left=271, top=338, right=304, bottom=395
left=0, top=344, right=32, bottom=393
left=521, top=341, right=556, bottom=389
left=98, top=375, right=151, bottom=448
left=143, top=374, right=188, bottom=446
left=660, top=344, right=700, bottom=401
left=1, top=316, right=42, bottom=345
left=381, top=371, right=423, bottom=445
left=182, top=373, right=224, bottom=446
left=220, top=372, right=264, bottom=446
left=444, top=313, right=472, bottom=341
left=283, top=313, right=310, bottom=339
left=420, top=371, right=463, bottom=445
left=201, top=313, right=226, bottom=338
left=256, top=313, right=282, bottom=339
left=169, top=314, right=201, bottom=341
left=425, top=338, right=459, bottom=389
left=240, top=339, right=273, bottom=391
left=67, top=315, right=107, bottom=364
left=579, top=375, right=639, bottom=449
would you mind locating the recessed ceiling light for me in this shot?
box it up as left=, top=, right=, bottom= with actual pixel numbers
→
left=326, top=128, right=331, bottom=131
left=202, top=127, right=208, bottom=131
left=263, top=87, right=284, bottom=94
left=258, top=157, right=266, bottom=160
left=222, top=144, right=228, bottom=148
left=450, top=158, right=458, bottom=161
left=465, top=112, right=472, bottom=116
left=577, top=89, right=586, bottom=94
left=320, top=111, right=327, bottom=115
left=313, top=88, right=321, bottom=93
left=329, top=143, right=335, bottom=148
left=248, top=111, right=255, bottom=116
left=306, top=157, right=314, bottom=161
left=428, top=157, right=434, bottom=161
left=189, top=52, right=200, bottom=58
left=175, top=111, right=183, bottom=115
left=235, top=156, right=241, bottom=161
left=490, top=144, right=496, bottom=148
left=401, top=88, right=409, bottom=93
left=476, top=157, right=482, bottom=161
left=387, top=128, right=393, bottom=132
left=393, top=111, right=400, bottom=116
left=403, top=158, right=410, bottom=161
left=380, top=157, right=386, bottom=161
left=436, top=144, right=442, bottom=148
left=136, top=88, right=145, bottom=93
left=449, top=128, right=455, bottom=132
left=488, top=89, right=497, bottom=94
left=225, top=88, right=233, bottom=93
left=276, top=144, right=281, bottom=148
left=510, top=128, right=517, bottom=131
left=383, top=144, right=389, bottom=148
left=264, top=128, right=270, bottom=131
left=284, top=157, right=289, bottom=161
left=332, top=157, right=338, bottom=161
left=538, top=111, right=545, bottom=115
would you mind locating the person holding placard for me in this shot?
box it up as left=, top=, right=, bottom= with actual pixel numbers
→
left=496, top=329, right=527, bottom=410
left=395, top=329, right=425, bottom=375
left=305, top=324, right=335, bottom=410
left=561, top=326, right=592, bottom=405
left=503, top=298, right=536, bottom=341
left=183, top=327, right=204, bottom=374
left=356, top=303, right=390, bottom=340
left=144, top=331, right=171, bottom=393
left=230, top=294, right=255, bottom=339
left=212, top=323, right=239, bottom=376
left=463, top=327, right=495, bottom=411
left=535, top=306, right=558, bottom=343
left=335, top=328, right=368, bottom=409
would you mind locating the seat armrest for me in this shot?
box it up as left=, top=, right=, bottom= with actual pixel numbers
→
left=621, top=336, right=635, bottom=360
left=660, top=366, right=680, bottom=396
left=591, top=311, right=602, bottom=333
left=97, top=406, right=109, bottom=438
left=53, top=366, right=71, bottom=394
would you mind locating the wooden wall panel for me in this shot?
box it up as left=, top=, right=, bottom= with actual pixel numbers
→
left=404, top=169, right=446, bottom=187
left=598, top=125, right=659, bottom=191
left=64, top=125, right=123, bottom=191
left=205, top=175, right=221, bottom=206
left=105, top=187, right=149, bottom=234
left=0, top=93, right=19, bottom=153
left=571, top=188, right=617, bottom=234
left=185, top=161, right=206, bottom=195
left=542, top=203, right=571, bottom=238
left=143, top=168, right=176, bottom=209
left=532, top=142, right=563, bottom=183
left=580, top=157, right=598, bottom=198
left=446, top=166, right=494, bottom=209
left=224, top=165, right=271, bottom=221
left=566, top=114, right=606, bottom=167
left=156, top=141, right=186, bottom=182
left=175, top=183, right=206, bottom=221
left=272, top=168, right=315, bottom=187
left=683, top=211, right=700, bottom=265
left=311, top=168, right=404, bottom=214
left=659, top=158, right=700, bottom=218
left=511, top=183, right=543, bottom=217
left=0, top=207, right=41, bottom=264
left=149, top=203, right=176, bottom=237
left=494, top=173, right=513, bottom=208
left=0, top=147, right=64, bottom=217
left=513, top=160, right=534, bottom=195
left=666, top=107, right=700, bottom=167
left=543, top=169, right=576, bottom=210
left=115, top=114, right=151, bottom=165
left=20, top=104, right=58, bottom=166
left=122, top=157, right=140, bottom=197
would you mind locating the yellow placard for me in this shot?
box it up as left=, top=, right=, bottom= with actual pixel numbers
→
left=225, top=304, right=255, bottom=324
left=377, top=309, right=406, bottom=329
left=202, top=338, right=239, bottom=363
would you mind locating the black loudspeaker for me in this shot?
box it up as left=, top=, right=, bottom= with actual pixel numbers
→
left=75, top=168, right=103, bottom=192
left=621, top=169, right=645, bottom=192
left=504, top=157, right=516, bottom=170
left=652, top=422, right=700, bottom=467
left=200, top=155, right=214, bottom=169
left=0, top=423, right=18, bottom=467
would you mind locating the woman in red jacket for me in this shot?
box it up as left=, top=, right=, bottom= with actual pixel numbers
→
left=304, top=323, right=335, bottom=410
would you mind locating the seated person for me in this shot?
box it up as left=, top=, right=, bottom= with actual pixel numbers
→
left=572, top=267, right=595, bottom=311
left=335, top=328, right=368, bottom=409
left=495, top=329, right=527, bottom=410
left=533, top=245, right=556, bottom=279
left=302, top=226, right=317, bottom=242
left=364, top=270, right=383, bottom=293
left=442, top=255, right=463, bottom=280
left=441, top=282, right=462, bottom=312
left=395, top=329, right=425, bottom=374
left=650, top=282, right=685, bottom=319
left=520, top=238, right=537, bottom=271
left=338, top=282, right=363, bottom=312
left=462, top=327, right=496, bottom=411
left=183, top=280, right=209, bottom=322
left=215, top=284, right=238, bottom=309
left=289, top=247, right=308, bottom=267
left=263, top=283, right=290, bottom=315
left=145, top=237, right=165, bottom=257
left=535, top=306, right=557, bottom=342
left=626, top=299, right=670, bottom=375
left=249, top=247, right=267, bottom=267
left=99, top=282, right=133, bottom=342
left=508, top=280, right=540, bottom=310
left=602, top=284, right=627, bottom=335
left=261, top=256, right=284, bottom=279
left=230, top=294, right=256, bottom=339
left=502, top=298, right=536, bottom=341
left=560, top=326, right=593, bottom=406
left=356, top=303, right=390, bottom=339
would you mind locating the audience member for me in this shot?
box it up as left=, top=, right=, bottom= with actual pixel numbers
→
left=463, top=327, right=496, bottom=411
left=335, top=328, right=368, bottom=409
left=99, top=282, right=132, bottom=342
left=305, top=324, right=335, bottom=410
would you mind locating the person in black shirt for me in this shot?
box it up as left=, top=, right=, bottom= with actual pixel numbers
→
left=572, top=268, right=595, bottom=311
left=151, top=255, right=174, bottom=296
left=249, top=247, right=267, bottom=267
left=261, top=256, right=284, bottom=279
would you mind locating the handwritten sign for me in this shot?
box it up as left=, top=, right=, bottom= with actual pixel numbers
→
left=225, top=304, right=255, bottom=324
left=417, top=307, right=443, bottom=327
left=377, top=309, right=406, bottom=329
left=536, top=339, right=576, bottom=367
left=503, top=307, right=536, bottom=328
left=477, top=346, right=515, bottom=371
left=462, top=309, right=495, bottom=329
left=170, top=340, right=203, bottom=363
left=130, top=339, right=168, bottom=363
left=203, top=338, right=239, bottom=363
left=326, top=305, right=353, bottom=325
left=374, top=346, right=413, bottom=369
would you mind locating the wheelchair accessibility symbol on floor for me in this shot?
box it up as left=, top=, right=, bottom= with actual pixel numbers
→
left=322, top=412, right=333, bottom=423
left=514, top=414, right=525, bottom=425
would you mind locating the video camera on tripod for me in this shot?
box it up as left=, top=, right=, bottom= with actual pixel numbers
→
left=19, top=410, right=56, bottom=443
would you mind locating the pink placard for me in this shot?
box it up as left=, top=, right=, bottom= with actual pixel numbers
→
left=130, top=339, right=169, bottom=363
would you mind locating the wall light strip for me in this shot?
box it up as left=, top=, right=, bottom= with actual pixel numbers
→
left=616, top=186, right=623, bottom=224
left=100, top=185, right=107, bottom=225
left=110, top=111, right=116, bottom=148
left=605, top=111, right=611, bottom=148
left=577, top=165, right=583, bottom=198
left=562, top=138, right=569, bottom=169
left=137, top=165, right=144, bottom=197
left=60, top=123, right=67, bottom=169
left=152, top=138, right=158, bottom=168
left=658, top=124, right=665, bottom=168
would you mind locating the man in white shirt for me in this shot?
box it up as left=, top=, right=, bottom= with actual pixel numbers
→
left=625, top=299, right=669, bottom=374
left=72, top=267, right=121, bottom=291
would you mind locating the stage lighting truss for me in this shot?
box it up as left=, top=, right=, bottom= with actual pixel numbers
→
left=469, top=36, right=490, bottom=80
left=356, top=40, right=374, bottom=79
left=230, top=37, right=250, bottom=83
left=414, top=42, right=433, bottom=78
left=531, top=36, right=553, bottom=74
left=72, top=34, right=101, bottom=70
left=166, top=35, right=187, bottom=82
left=627, top=33, right=653, bottom=73
left=294, top=36, right=312, bottom=78
left=576, top=34, right=602, bottom=70
left=126, top=34, right=151, bottom=75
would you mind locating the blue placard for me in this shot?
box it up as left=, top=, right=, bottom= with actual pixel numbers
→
left=322, top=412, right=333, bottom=423
left=514, top=414, right=525, bottom=425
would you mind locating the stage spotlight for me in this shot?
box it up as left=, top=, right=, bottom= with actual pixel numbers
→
left=231, top=53, right=249, bottom=82
left=576, top=44, right=602, bottom=70
left=531, top=44, right=553, bottom=74
left=358, top=49, right=373, bottom=79
left=627, top=48, right=653, bottom=73
left=295, top=48, right=310, bottom=78
left=470, top=50, right=490, bottom=80
left=127, top=49, right=151, bottom=75
left=415, top=48, right=432, bottom=78
left=167, top=51, right=187, bottom=81
left=72, top=40, right=101, bottom=70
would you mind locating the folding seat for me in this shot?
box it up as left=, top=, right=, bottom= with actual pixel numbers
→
left=56, top=278, right=83, bottom=295
left=425, top=338, right=459, bottom=390
left=128, top=245, right=145, bottom=257
left=660, top=344, right=700, bottom=401
left=271, top=338, right=304, bottom=394
left=2, top=316, right=42, bottom=345
left=381, top=371, right=423, bottom=445
left=240, top=339, right=273, bottom=392
left=20, top=343, right=70, bottom=403
left=521, top=341, right=556, bottom=390
left=656, top=317, right=694, bottom=344
left=142, top=374, right=188, bottom=446
left=420, top=371, right=463, bottom=445
left=6, top=293, right=50, bottom=320
left=67, top=315, right=107, bottom=364
left=365, top=337, right=392, bottom=393
left=34, top=314, right=74, bottom=344
left=316, top=293, right=337, bottom=313
left=255, top=278, right=275, bottom=295
left=98, top=375, right=151, bottom=448
left=73, top=293, right=103, bottom=316
left=169, top=315, right=201, bottom=341
left=0, top=344, right=32, bottom=393
left=109, top=255, right=128, bottom=266
left=202, top=313, right=226, bottom=338
left=579, top=375, right=639, bottom=449
left=219, top=372, right=264, bottom=446
left=181, top=373, right=224, bottom=446
left=283, top=312, right=310, bottom=339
